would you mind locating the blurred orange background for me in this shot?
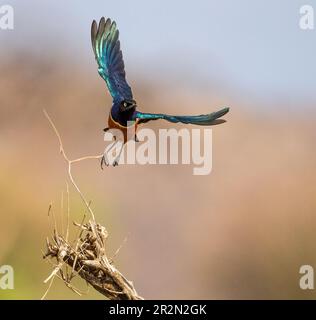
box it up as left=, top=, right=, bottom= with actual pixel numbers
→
left=0, top=0, right=316, bottom=299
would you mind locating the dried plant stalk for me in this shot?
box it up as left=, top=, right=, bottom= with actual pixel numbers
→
left=44, top=221, right=142, bottom=300
left=42, top=110, right=143, bottom=300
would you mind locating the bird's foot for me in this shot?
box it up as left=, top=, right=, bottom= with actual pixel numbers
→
left=113, top=155, right=122, bottom=166
left=100, top=155, right=109, bottom=169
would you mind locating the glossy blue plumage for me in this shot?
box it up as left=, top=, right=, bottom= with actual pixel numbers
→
left=91, top=18, right=133, bottom=103
left=134, top=107, right=229, bottom=126
left=91, top=17, right=229, bottom=128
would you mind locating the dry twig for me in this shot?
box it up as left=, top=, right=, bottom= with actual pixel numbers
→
left=42, top=110, right=143, bottom=300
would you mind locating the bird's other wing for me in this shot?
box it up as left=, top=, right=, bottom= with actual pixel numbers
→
left=135, top=107, right=229, bottom=125
left=91, top=17, right=133, bottom=103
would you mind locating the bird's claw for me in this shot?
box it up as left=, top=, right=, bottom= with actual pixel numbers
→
left=113, top=160, right=119, bottom=167
left=100, top=155, right=109, bottom=169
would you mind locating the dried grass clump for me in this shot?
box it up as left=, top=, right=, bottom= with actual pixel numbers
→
left=43, top=219, right=142, bottom=300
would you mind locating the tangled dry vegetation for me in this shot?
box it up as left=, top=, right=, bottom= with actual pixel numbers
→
left=42, top=110, right=143, bottom=300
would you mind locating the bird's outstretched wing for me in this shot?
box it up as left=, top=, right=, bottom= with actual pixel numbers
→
left=91, top=17, right=133, bottom=103
left=135, top=107, right=229, bottom=125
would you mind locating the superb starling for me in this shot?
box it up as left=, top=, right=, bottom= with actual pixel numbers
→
left=91, top=17, right=229, bottom=167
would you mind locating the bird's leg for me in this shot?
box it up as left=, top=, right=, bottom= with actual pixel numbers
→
left=100, top=156, right=107, bottom=169
left=113, top=142, right=124, bottom=167
left=101, top=140, right=117, bottom=169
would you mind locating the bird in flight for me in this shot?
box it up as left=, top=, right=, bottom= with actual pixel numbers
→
left=91, top=17, right=229, bottom=167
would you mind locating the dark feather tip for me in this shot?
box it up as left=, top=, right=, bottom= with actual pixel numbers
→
left=99, top=17, right=105, bottom=25
left=222, top=107, right=230, bottom=115
left=210, top=119, right=226, bottom=125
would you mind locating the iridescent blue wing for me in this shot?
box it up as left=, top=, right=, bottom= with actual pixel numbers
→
left=135, top=107, right=230, bottom=125
left=91, top=17, right=133, bottom=103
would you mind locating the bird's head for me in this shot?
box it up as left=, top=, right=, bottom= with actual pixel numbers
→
left=120, top=99, right=137, bottom=112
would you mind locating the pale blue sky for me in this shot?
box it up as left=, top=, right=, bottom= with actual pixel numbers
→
left=1, top=0, right=316, bottom=105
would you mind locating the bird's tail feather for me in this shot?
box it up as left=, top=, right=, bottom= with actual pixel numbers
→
left=136, top=107, right=229, bottom=126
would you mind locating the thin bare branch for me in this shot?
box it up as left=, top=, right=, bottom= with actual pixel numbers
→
left=41, top=276, right=55, bottom=300
left=43, top=109, right=97, bottom=221
left=42, top=110, right=142, bottom=300
left=65, top=182, right=70, bottom=242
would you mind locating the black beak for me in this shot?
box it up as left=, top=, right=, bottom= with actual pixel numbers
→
left=120, top=103, right=137, bottom=112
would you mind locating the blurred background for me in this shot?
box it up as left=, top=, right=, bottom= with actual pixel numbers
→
left=0, top=0, right=316, bottom=299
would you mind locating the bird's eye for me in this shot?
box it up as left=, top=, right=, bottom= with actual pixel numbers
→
left=124, top=102, right=127, bottom=107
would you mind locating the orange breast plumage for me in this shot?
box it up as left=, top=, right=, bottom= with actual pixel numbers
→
left=108, top=113, right=139, bottom=143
